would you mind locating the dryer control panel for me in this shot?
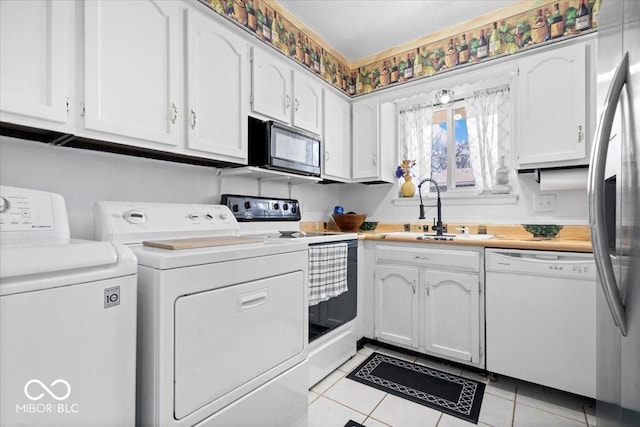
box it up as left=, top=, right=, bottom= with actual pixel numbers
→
left=94, top=201, right=239, bottom=244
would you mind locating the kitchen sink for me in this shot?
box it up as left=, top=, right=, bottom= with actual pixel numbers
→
left=382, top=231, right=494, bottom=240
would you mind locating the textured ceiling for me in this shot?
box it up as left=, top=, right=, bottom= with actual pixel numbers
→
left=276, top=0, right=524, bottom=62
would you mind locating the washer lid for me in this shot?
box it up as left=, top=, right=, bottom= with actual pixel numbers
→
left=0, top=240, right=119, bottom=279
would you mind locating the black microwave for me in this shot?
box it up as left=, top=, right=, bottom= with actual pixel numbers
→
left=248, top=117, right=321, bottom=177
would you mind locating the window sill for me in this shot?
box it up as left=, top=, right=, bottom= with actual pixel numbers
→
left=392, top=192, right=519, bottom=206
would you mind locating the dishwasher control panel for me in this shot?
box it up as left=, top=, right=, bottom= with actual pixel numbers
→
left=485, top=249, right=597, bottom=280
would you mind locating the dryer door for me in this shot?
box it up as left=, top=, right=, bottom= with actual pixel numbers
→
left=174, top=270, right=305, bottom=419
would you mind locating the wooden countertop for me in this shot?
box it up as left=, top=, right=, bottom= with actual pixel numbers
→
left=357, top=232, right=592, bottom=253
left=301, top=222, right=592, bottom=253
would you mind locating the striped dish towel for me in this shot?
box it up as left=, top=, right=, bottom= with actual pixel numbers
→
left=308, top=242, right=348, bottom=306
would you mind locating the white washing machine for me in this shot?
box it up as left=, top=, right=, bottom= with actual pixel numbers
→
left=94, top=201, right=309, bottom=427
left=0, top=186, right=137, bottom=427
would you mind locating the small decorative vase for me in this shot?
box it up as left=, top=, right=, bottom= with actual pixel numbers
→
left=401, top=175, right=416, bottom=197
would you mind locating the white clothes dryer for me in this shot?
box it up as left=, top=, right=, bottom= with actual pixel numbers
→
left=0, top=186, right=137, bottom=427
left=94, top=200, right=309, bottom=427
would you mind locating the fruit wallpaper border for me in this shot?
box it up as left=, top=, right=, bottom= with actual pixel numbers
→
left=202, top=0, right=600, bottom=97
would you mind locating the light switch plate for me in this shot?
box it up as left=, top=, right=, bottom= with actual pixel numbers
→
left=534, top=194, right=556, bottom=212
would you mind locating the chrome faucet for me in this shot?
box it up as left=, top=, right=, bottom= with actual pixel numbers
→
left=417, top=178, right=444, bottom=236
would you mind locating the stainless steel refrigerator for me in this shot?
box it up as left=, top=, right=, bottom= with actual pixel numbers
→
left=588, top=1, right=640, bottom=426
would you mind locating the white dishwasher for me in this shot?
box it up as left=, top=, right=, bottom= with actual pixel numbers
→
left=485, top=248, right=596, bottom=398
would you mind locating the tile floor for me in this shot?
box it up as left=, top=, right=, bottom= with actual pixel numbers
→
left=308, top=344, right=596, bottom=427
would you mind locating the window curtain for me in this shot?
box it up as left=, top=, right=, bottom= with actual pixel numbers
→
left=466, top=86, right=511, bottom=194
left=398, top=103, right=433, bottom=185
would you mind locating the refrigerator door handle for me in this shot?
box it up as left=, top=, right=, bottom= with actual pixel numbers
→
left=588, top=52, right=629, bottom=336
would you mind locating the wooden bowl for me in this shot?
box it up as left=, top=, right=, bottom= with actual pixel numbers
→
left=332, top=214, right=367, bottom=231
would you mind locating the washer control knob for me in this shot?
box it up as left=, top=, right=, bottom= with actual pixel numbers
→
left=188, top=213, right=200, bottom=220
left=219, top=212, right=228, bottom=220
left=205, top=213, right=214, bottom=220
left=123, top=209, right=147, bottom=224
left=0, top=196, right=9, bottom=213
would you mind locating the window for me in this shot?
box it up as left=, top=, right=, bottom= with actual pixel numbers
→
left=430, top=106, right=475, bottom=192
left=398, top=85, right=511, bottom=196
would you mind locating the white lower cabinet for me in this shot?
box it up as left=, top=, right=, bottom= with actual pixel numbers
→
left=374, top=264, right=420, bottom=349
left=373, top=244, right=484, bottom=368
left=422, top=269, right=480, bottom=363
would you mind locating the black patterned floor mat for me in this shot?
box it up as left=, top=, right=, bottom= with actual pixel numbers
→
left=347, top=352, right=485, bottom=424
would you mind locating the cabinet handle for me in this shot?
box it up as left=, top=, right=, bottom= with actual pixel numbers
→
left=411, top=280, right=416, bottom=295
left=577, top=125, right=583, bottom=143
left=414, top=255, right=430, bottom=260
left=170, top=103, right=178, bottom=124
left=286, top=94, right=291, bottom=109
left=426, top=282, right=430, bottom=296
left=190, top=109, right=197, bottom=129
left=295, top=98, right=300, bottom=111
left=325, top=150, right=330, bottom=161
left=373, top=154, right=377, bottom=165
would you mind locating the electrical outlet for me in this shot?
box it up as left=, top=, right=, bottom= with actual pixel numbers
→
left=535, top=194, right=556, bottom=212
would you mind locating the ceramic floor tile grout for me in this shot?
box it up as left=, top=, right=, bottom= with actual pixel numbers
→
left=511, top=385, right=518, bottom=427
left=320, top=393, right=372, bottom=421
left=363, top=393, right=393, bottom=426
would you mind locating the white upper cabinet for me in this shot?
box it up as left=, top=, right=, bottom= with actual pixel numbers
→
left=251, top=46, right=322, bottom=135
left=82, top=0, right=183, bottom=150
left=516, top=41, right=590, bottom=168
left=322, top=89, right=351, bottom=181
left=185, top=7, right=248, bottom=164
left=352, top=97, right=395, bottom=183
left=292, top=71, right=322, bottom=135
left=251, top=47, right=291, bottom=125
left=352, top=97, right=379, bottom=181
left=0, top=0, right=73, bottom=130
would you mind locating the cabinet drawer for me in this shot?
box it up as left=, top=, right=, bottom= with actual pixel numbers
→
left=376, top=245, right=479, bottom=272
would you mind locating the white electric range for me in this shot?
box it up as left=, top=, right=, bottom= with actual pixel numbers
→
left=94, top=200, right=309, bottom=427
left=221, top=194, right=359, bottom=387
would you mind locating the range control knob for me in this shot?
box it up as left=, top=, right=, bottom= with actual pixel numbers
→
left=123, top=209, right=147, bottom=224
left=0, top=196, right=9, bottom=213
left=273, top=202, right=280, bottom=210
left=232, top=204, right=239, bottom=212
left=244, top=201, right=251, bottom=209
left=283, top=203, right=289, bottom=211
left=291, top=205, right=298, bottom=214
left=188, top=213, right=200, bottom=220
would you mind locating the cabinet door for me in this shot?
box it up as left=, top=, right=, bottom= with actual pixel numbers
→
left=83, top=0, right=182, bottom=148
left=322, top=90, right=351, bottom=181
left=251, top=47, right=291, bottom=124
left=517, top=43, right=587, bottom=167
left=352, top=98, right=379, bottom=181
left=186, top=9, right=247, bottom=164
left=422, top=269, right=480, bottom=363
left=292, top=71, right=322, bottom=134
left=0, top=0, right=71, bottom=127
left=374, top=264, right=419, bottom=349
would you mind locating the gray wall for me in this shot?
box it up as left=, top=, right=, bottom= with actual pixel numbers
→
left=1, top=136, right=587, bottom=241
left=0, top=137, right=340, bottom=239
